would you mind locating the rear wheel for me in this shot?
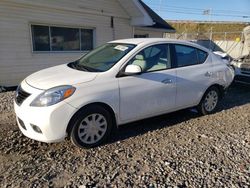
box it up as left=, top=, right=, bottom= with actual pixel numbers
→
left=197, top=86, right=220, bottom=115
left=70, top=105, right=113, bottom=148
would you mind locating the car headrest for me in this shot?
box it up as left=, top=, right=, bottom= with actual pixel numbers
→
left=135, top=55, right=144, bottom=60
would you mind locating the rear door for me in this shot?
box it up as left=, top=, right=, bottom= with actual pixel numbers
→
left=173, top=44, right=213, bottom=108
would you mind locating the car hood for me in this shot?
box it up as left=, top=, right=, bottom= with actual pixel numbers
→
left=25, top=64, right=98, bottom=90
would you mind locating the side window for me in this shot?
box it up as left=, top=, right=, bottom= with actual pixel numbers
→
left=175, top=45, right=199, bottom=67
left=175, top=45, right=208, bottom=67
left=197, top=49, right=208, bottom=64
left=128, top=44, right=171, bottom=72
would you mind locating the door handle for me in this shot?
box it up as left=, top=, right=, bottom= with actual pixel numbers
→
left=205, top=71, right=213, bottom=77
left=161, top=78, right=173, bottom=84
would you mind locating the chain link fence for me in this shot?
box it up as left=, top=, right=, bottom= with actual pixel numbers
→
left=165, top=31, right=246, bottom=58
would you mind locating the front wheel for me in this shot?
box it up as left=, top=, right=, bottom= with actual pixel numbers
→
left=70, top=105, right=113, bottom=148
left=197, top=86, right=220, bottom=115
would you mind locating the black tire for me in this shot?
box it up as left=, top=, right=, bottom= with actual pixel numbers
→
left=197, top=86, right=220, bottom=115
left=70, top=105, right=113, bottom=149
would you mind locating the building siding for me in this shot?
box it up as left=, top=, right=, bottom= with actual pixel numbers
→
left=135, top=28, right=164, bottom=38
left=0, top=0, right=133, bottom=86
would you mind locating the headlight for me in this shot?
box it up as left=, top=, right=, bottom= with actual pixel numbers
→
left=30, top=85, right=76, bottom=107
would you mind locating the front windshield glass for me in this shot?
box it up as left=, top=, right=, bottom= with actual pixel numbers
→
left=73, top=43, right=136, bottom=72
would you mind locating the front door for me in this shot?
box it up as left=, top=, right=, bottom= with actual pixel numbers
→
left=118, top=44, right=177, bottom=123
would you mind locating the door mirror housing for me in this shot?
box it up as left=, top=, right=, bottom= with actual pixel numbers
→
left=124, top=64, right=142, bottom=75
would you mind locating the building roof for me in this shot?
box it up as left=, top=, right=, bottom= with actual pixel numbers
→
left=138, top=0, right=175, bottom=31
left=118, top=0, right=175, bottom=32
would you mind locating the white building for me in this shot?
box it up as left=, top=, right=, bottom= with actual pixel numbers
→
left=0, top=0, right=175, bottom=87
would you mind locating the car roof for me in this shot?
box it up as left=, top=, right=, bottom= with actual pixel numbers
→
left=109, top=38, right=210, bottom=52
left=110, top=38, right=176, bottom=45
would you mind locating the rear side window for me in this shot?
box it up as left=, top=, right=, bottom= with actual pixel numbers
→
left=197, top=49, right=208, bottom=64
left=174, top=45, right=208, bottom=67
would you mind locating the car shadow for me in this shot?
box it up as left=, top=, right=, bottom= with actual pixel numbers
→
left=108, top=82, right=250, bottom=145
left=108, top=108, right=199, bottom=145
left=220, top=82, right=250, bottom=110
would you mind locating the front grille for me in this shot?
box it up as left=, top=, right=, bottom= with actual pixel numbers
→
left=240, top=64, right=250, bottom=74
left=241, top=68, right=250, bottom=72
left=15, top=87, right=30, bottom=105
left=240, top=63, right=250, bottom=69
left=234, top=75, right=250, bottom=84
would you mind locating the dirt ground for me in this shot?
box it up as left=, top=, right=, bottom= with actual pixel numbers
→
left=0, top=83, right=249, bottom=188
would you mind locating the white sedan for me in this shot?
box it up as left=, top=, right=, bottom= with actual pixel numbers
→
left=14, top=38, right=234, bottom=148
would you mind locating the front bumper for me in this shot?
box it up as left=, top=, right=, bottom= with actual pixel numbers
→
left=14, top=81, right=77, bottom=143
left=234, top=75, right=250, bottom=84
left=233, top=66, right=250, bottom=84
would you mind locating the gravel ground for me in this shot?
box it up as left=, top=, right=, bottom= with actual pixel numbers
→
left=0, top=84, right=249, bottom=188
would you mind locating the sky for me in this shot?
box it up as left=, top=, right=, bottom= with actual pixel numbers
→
left=142, top=0, right=250, bottom=22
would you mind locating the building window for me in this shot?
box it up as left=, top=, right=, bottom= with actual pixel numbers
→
left=51, top=27, right=80, bottom=51
left=134, top=34, right=149, bottom=38
left=31, top=25, right=50, bottom=51
left=31, top=25, right=94, bottom=52
left=81, top=29, right=94, bottom=50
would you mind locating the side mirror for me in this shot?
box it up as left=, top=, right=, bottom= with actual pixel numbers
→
left=124, top=64, right=142, bottom=75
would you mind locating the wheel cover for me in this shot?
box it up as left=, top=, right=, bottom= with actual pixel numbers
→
left=78, top=113, right=108, bottom=144
left=204, top=90, right=218, bottom=112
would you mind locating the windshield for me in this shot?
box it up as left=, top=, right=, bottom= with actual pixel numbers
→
left=69, top=43, right=136, bottom=72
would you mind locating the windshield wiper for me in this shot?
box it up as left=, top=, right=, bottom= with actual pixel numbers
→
left=68, top=61, right=90, bottom=72
left=68, top=61, right=102, bottom=72
left=77, top=63, right=103, bottom=72
left=68, top=61, right=78, bottom=69
left=75, top=64, right=90, bottom=71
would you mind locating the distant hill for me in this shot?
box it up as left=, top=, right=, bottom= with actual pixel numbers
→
left=167, top=21, right=250, bottom=40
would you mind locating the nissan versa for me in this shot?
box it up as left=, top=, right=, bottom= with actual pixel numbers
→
left=14, top=39, right=234, bottom=148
